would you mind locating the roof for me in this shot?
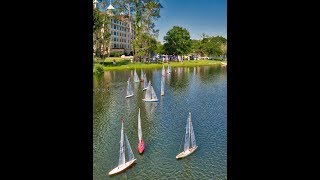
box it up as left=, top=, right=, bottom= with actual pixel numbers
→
left=107, top=4, right=115, bottom=10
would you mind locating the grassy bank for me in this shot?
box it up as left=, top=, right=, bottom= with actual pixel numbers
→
left=94, top=58, right=224, bottom=71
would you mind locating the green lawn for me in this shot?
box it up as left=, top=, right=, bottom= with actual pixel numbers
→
left=94, top=58, right=224, bottom=71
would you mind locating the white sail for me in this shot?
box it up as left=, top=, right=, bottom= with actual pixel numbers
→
left=162, top=65, right=166, bottom=76
left=126, top=77, right=133, bottom=96
left=167, top=65, right=171, bottom=74
left=141, top=69, right=144, bottom=81
left=134, top=69, right=140, bottom=82
left=151, top=85, right=158, bottom=100
left=125, top=133, right=134, bottom=162
left=138, top=108, right=142, bottom=141
left=144, top=81, right=152, bottom=100
left=161, top=76, right=164, bottom=96
left=143, top=74, right=148, bottom=90
left=118, top=122, right=125, bottom=166
left=184, top=114, right=190, bottom=151
left=190, top=113, right=196, bottom=148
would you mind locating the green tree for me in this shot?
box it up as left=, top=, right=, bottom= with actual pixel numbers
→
left=156, top=41, right=165, bottom=55
left=163, top=26, right=192, bottom=60
left=93, top=7, right=111, bottom=58
left=190, top=39, right=202, bottom=56
left=134, top=33, right=157, bottom=62
left=220, top=41, right=227, bottom=60
left=190, top=35, right=227, bottom=58
left=112, top=0, right=162, bottom=62
left=203, top=36, right=226, bottom=57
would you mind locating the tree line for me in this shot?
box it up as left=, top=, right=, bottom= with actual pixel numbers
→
left=158, top=27, right=227, bottom=60
left=93, top=0, right=227, bottom=61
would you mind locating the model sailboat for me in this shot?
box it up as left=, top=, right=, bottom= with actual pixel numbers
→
left=134, top=69, right=140, bottom=82
left=143, top=73, right=148, bottom=91
left=167, top=64, right=171, bottom=74
left=137, top=108, right=145, bottom=153
left=140, top=69, right=144, bottom=82
left=109, top=119, right=136, bottom=175
left=162, top=65, right=166, bottom=76
left=161, top=76, right=164, bottom=96
left=142, top=81, right=158, bottom=102
left=125, top=77, right=134, bottom=98
left=176, top=112, right=198, bottom=159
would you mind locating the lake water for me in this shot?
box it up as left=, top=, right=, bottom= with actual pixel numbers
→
left=93, top=65, right=227, bottom=179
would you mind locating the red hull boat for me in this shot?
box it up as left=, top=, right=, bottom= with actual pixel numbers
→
left=138, top=140, right=145, bottom=154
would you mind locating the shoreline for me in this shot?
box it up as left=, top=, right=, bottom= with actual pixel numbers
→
left=95, top=60, right=225, bottom=71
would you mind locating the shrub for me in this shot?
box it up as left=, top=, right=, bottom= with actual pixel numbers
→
left=93, top=63, right=105, bottom=75
left=109, top=51, right=124, bottom=57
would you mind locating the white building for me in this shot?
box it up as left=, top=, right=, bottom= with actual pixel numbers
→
left=94, top=0, right=135, bottom=55
left=108, top=15, right=135, bottom=55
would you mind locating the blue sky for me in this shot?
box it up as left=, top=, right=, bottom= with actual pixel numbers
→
left=156, top=0, right=227, bottom=42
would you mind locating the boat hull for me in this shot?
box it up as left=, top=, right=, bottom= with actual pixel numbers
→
left=108, top=159, right=137, bottom=176
left=138, top=140, right=145, bottom=154
left=125, top=94, right=134, bottom=98
left=143, top=88, right=147, bottom=91
left=176, top=146, right=198, bottom=159
left=142, top=99, right=158, bottom=102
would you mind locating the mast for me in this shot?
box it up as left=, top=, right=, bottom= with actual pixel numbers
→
left=119, top=122, right=125, bottom=166
left=145, top=81, right=152, bottom=100
left=189, top=112, right=191, bottom=147
left=162, top=65, right=165, bottom=76
left=184, top=114, right=190, bottom=151
left=134, top=69, right=139, bottom=82
left=141, top=69, right=144, bottom=81
left=190, top=112, right=196, bottom=148
left=127, top=77, right=133, bottom=96
left=143, top=74, right=148, bottom=90
left=138, top=108, right=142, bottom=141
left=161, top=76, right=164, bottom=96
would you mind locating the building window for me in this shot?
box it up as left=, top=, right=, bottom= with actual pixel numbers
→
left=114, top=25, right=116, bottom=29
left=114, top=31, right=116, bottom=36
left=114, top=19, right=116, bottom=23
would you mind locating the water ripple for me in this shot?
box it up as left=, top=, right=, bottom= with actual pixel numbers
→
left=94, top=66, right=227, bottom=179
